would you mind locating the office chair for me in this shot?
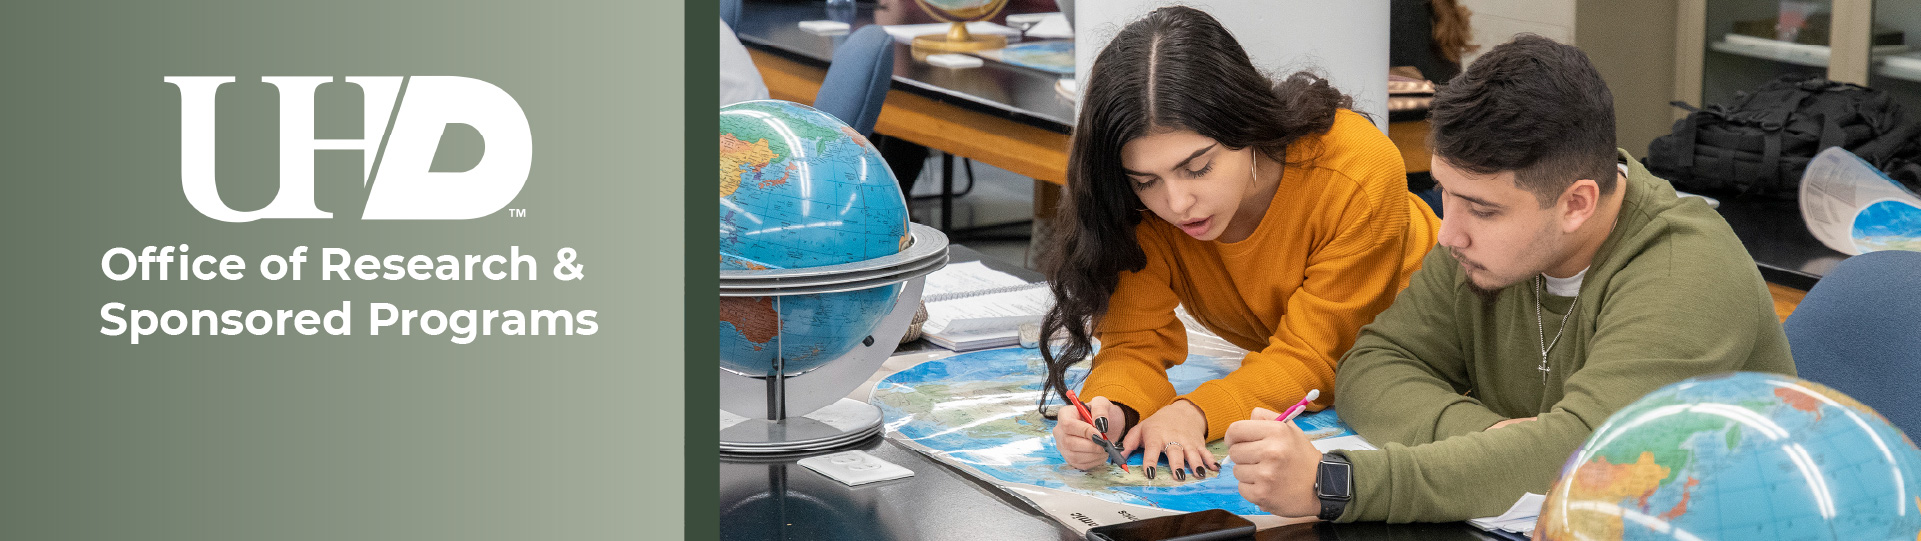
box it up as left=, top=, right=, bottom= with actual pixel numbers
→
left=721, top=0, right=742, bottom=31
left=1783, top=249, right=1921, bottom=436
left=813, top=25, right=895, bottom=137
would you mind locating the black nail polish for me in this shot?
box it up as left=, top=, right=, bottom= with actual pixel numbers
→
left=1090, top=434, right=1107, bottom=447
left=1145, top=466, right=1156, bottom=480
left=1173, top=468, right=1186, bottom=481
left=1194, top=467, right=1206, bottom=479
left=1094, top=416, right=1108, bottom=434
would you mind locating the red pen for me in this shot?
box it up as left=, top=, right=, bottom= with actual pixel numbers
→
left=1274, top=389, right=1322, bottom=424
left=1064, top=389, right=1129, bottom=473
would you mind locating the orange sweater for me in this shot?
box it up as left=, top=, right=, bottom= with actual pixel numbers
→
left=1078, top=110, right=1441, bottom=441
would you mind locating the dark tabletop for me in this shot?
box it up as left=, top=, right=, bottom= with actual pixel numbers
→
left=720, top=437, right=1502, bottom=541
left=1714, top=197, right=1849, bottom=290
left=736, top=0, right=1078, bottom=133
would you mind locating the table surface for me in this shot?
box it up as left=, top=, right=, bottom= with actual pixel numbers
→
left=1714, top=196, right=1849, bottom=290
left=736, top=0, right=1077, bottom=133
left=718, top=245, right=1491, bottom=540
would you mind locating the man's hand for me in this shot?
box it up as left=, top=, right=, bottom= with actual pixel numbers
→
left=1225, top=409, right=1325, bottom=518
left=1053, top=395, right=1126, bottom=470
left=1121, top=399, right=1217, bottom=481
left=1488, top=417, right=1537, bottom=431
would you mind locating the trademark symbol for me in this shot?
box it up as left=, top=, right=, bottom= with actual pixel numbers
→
left=507, top=208, right=526, bottom=218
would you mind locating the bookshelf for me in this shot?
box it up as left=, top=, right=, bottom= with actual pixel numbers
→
left=1867, top=0, right=1921, bottom=114
left=1676, top=0, right=1919, bottom=118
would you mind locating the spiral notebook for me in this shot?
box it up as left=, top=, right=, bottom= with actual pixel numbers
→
left=920, top=262, right=1052, bottom=351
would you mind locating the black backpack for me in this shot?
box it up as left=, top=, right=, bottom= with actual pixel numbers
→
left=1647, top=75, right=1913, bottom=199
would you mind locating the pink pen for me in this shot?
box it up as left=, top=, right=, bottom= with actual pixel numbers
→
left=1275, top=389, right=1321, bottom=424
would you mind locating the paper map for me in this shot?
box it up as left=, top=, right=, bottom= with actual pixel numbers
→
left=869, top=347, right=1372, bottom=533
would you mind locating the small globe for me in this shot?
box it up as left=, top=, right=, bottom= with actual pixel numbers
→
left=719, top=100, right=910, bottom=377
left=1538, top=372, right=1921, bottom=540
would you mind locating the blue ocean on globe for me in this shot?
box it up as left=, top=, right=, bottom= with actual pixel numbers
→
left=872, top=348, right=1361, bottom=516
left=718, top=100, right=909, bottom=376
left=1538, top=372, right=1921, bottom=541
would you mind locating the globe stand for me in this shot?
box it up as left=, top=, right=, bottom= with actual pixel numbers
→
left=907, top=0, right=1010, bottom=54
left=911, top=23, right=1008, bottom=53
left=719, top=224, right=950, bottom=455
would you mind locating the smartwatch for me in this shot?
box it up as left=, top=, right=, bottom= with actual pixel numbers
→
left=1314, top=453, right=1352, bottom=521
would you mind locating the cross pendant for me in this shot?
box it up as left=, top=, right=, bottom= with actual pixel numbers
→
left=1538, top=360, right=1550, bottom=384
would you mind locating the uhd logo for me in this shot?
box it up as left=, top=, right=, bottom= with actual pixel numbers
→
left=165, top=76, right=531, bottom=222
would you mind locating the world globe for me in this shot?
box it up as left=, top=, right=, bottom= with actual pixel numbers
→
left=1538, top=372, right=1921, bottom=540
left=719, top=100, right=910, bottom=378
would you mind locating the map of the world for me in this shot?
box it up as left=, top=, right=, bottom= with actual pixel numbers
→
left=871, top=347, right=1364, bottom=516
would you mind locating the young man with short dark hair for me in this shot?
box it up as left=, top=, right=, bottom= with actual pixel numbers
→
left=1223, top=34, right=1796, bottom=522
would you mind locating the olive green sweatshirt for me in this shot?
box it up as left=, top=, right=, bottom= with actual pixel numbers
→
left=1328, top=151, right=1796, bottom=522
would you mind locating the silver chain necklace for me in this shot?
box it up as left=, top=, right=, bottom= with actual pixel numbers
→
left=1533, top=275, right=1578, bottom=385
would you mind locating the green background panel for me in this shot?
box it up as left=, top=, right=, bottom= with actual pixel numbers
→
left=0, top=1, right=684, bottom=539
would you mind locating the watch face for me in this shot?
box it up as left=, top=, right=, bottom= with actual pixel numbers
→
left=1317, top=460, right=1352, bottom=500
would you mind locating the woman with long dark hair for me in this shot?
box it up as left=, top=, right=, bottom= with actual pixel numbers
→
left=1043, top=6, right=1440, bottom=481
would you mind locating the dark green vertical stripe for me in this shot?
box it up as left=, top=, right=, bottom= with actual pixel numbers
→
left=685, top=0, right=722, bottom=539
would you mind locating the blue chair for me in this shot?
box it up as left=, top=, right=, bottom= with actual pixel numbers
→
left=813, top=25, right=895, bottom=136
left=1415, top=185, right=1443, bottom=219
left=1784, top=249, right=1921, bottom=436
left=721, top=0, right=742, bottom=31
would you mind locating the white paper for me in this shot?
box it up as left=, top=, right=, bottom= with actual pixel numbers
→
left=1006, top=13, right=1072, bottom=39
left=928, top=314, right=1032, bottom=335
left=796, top=20, right=850, bottom=35
left=1467, top=492, right=1545, bottom=533
left=922, top=286, right=1051, bottom=335
left=881, top=21, right=1019, bottom=44
left=1309, top=434, right=1378, bottom=452
left=720, top=409, right=748, bottom=430
left=922, top=261, right=1029, bottom=299
left=1801, top=147, right=1921, bottom=255
left=1674, top=190, right=1721, bottom=209
left=797, top=450, right=916, bottom=486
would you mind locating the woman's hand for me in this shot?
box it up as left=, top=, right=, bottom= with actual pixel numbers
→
left=1053, top=395, right=1128, bottom=470
left=1122, top=399, right=1218, bottom=481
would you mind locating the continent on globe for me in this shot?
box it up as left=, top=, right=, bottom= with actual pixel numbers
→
left=719, top=100, right=908, bottom=271
left=1538, top=372, right=1921, bottom=541
left=719, top=297, right=779, bottom=351
left=718, top=100, right=913, bottom=378
left=719, top=133, right=777, bottom=198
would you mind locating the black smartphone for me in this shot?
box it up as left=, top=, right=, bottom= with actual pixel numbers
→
left=1084, top=509, right=1257, bottom=541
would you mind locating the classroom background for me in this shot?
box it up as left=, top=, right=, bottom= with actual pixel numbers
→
left=717, top=0, right=1921, bottom=538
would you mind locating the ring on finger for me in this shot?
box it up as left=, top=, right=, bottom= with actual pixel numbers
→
left=1164, top=441, right=1183, bottom=450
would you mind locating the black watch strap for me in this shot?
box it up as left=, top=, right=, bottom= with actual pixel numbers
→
left=1314, top=453, right=1352, bottom=521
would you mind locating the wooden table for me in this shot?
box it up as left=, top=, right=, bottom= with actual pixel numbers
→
left=748, top=49, right=1071, bottom=186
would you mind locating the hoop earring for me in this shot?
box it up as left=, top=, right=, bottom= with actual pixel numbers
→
left=1250, top=152, right=1259, bottom=186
